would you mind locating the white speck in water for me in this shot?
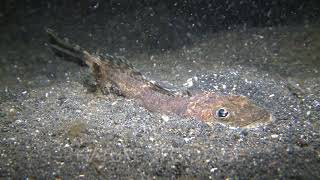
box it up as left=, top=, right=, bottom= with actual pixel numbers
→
left=269, top=94, right=275, bottom=98
left=92, top=1, right=99, bottom=9
left=222, top=84, right=226, bottom=89
left=22, top=91, right=27, bottom=95
left=119, top=47, right=126, bottom=52
left=45, top=92, right=49, bottom=98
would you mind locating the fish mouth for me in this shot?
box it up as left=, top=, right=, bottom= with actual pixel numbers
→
left=243, top=113, right=275, bottom=129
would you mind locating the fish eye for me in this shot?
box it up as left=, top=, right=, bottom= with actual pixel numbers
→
left=216, top=108, right=229, bottom=118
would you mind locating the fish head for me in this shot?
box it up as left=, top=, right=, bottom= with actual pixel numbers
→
left=208, top=95, right=274, bottom=128
left=187, top=93, right=274, bottom=128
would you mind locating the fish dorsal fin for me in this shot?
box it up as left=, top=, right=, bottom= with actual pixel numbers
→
left=98, top=53, right=190, bottom=97
left=98, top=53, right=142, bottom=76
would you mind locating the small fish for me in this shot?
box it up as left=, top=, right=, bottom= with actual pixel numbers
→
left=46, top=29, right=274, bottom=128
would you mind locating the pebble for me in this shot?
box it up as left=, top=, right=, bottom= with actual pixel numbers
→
left=183, top=137, right=192, bottom=142
left=183, top=78, right=194, bottom=87
left=161, top=115, right=170, bottom=122
left=271, top=134, right=279, bottom=138
left=306, top=111, right=311, bottom=116
left=210, top=168, right=218, bottom=173
left=313, top=100, right=320, bottom=110
left=193, top=76, right=198, bottom=81
left=64, top=144, right=70, bottom=148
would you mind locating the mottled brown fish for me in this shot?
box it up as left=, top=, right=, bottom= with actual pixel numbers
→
left=46, top=29, right=274, bottom=128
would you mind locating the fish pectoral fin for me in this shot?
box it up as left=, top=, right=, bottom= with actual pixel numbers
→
left=148, top=80, right=192, bottom=97
left=97, top=81, right=123, bottom=96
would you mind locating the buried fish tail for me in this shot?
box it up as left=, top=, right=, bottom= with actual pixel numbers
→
left=46, top=28, right=183, bottom=107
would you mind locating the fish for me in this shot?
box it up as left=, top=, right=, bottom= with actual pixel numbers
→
left=46, top=29, right=274, bottom=128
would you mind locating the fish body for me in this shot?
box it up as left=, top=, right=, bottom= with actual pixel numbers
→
left=47, top=29, right=273, bottom=128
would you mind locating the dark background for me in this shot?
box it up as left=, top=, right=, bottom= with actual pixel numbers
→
left=1, top=0, right=320, bottom=52
left=2, top=0, right=320, bottom=26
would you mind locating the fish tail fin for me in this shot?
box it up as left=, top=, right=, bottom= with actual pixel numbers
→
left=46, top=28, right=87, bottom=66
